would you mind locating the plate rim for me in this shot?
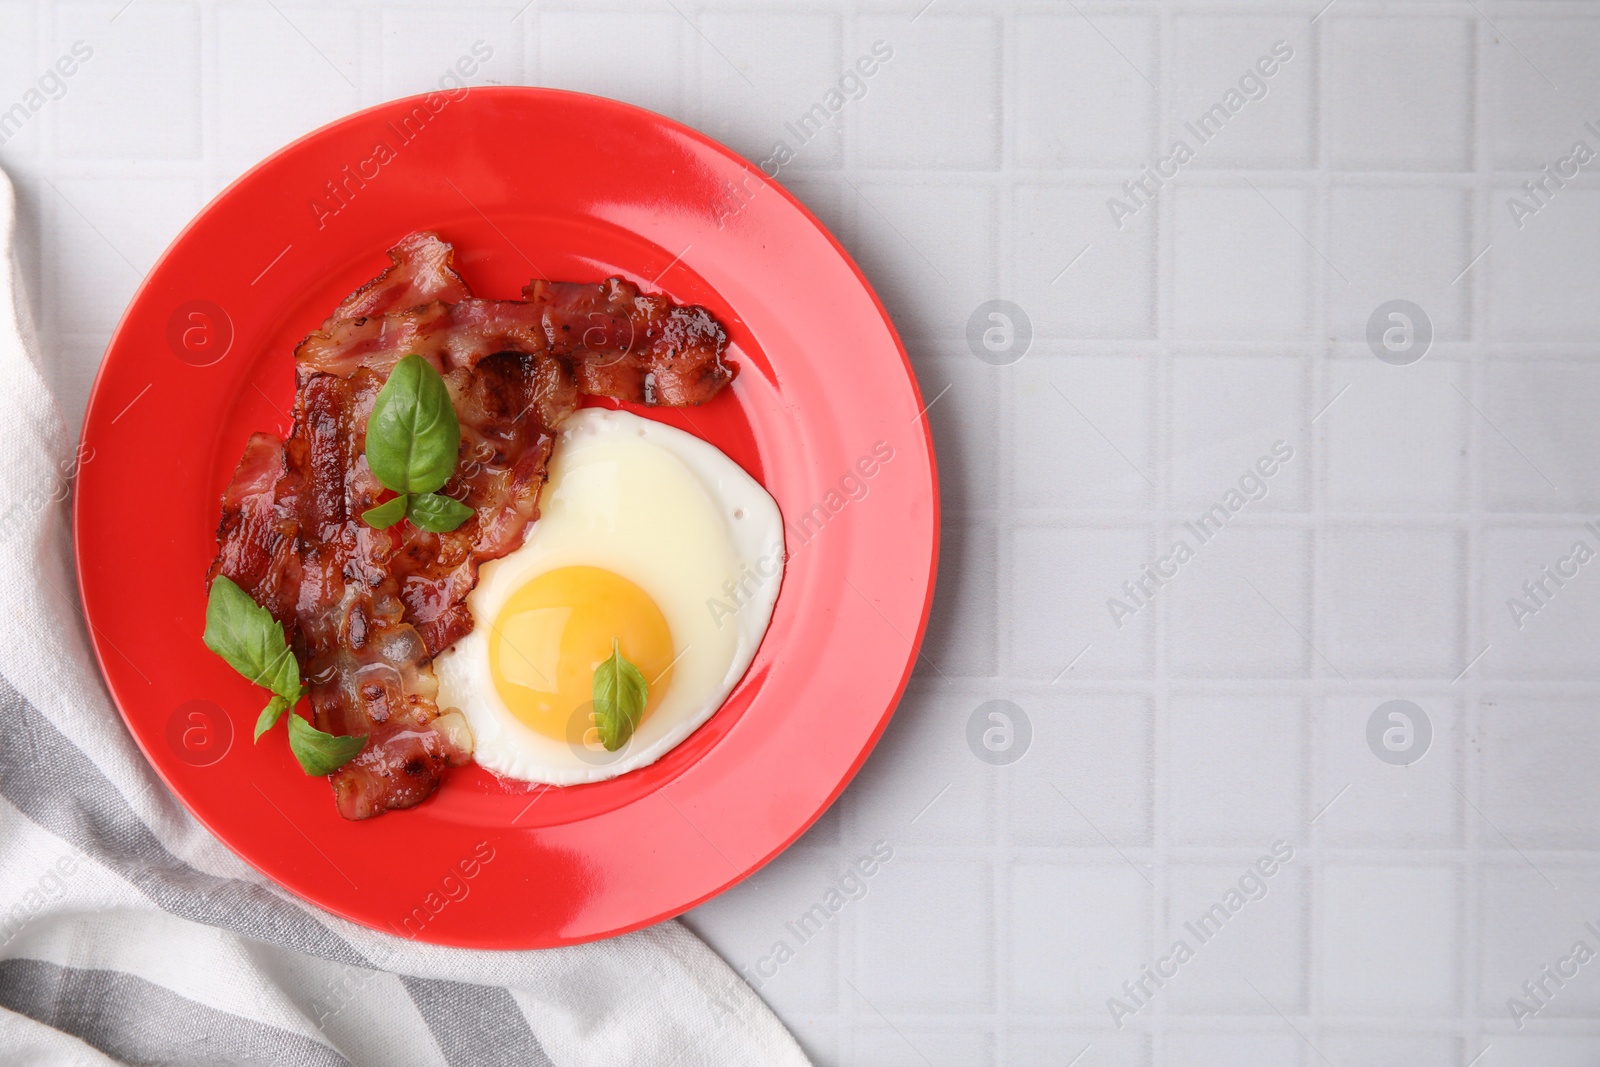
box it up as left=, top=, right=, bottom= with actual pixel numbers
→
left=72, top=85, right=941, bottom=945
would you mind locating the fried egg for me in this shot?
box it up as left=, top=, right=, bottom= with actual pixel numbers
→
left=435, top=408, right=783, bottom=785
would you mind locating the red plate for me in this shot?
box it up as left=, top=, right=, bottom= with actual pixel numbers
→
left=73, top=88, right=937, bottom=947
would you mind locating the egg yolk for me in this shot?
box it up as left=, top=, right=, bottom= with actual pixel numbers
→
left=487, top=565, right=674, bottom=743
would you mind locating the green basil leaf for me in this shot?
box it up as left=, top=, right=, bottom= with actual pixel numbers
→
left=592, top=639, right=648, bottom=752
left=286, top=713, right=368, bottom=775
left=365, top=354, right=460, bottom=495
left=407, top=491, right=474, bottom=533
left=255, top=694, right=290, bottom=741
left=204, top=576, right=301, bottom=702
left=361, top=494, right=409, bottom=529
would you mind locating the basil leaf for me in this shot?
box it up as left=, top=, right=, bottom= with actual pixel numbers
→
left=255, top=695, right=290, bottom=741
left=407, top=491, right=474, bottom=533
left=286, top=713, right=368, bottom=775
left=592, top=640, right=648, bottom=752
left=204, top=576, right=301, bottom=702
left=361, top=494, right=409, bottom=529
left=365, top=354, right=460, bottom=495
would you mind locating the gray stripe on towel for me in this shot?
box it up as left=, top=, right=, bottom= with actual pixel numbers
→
left=0, top=957, right=354, bottom=1067
left=400, top=976, right=555, bottom=1067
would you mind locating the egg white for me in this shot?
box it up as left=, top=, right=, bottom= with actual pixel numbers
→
left=435, top=408, right=784, bottom=785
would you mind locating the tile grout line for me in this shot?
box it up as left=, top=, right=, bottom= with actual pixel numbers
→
left=1307, top=3, right=1332, bottom=1046
left=1461, top=10, right=1490, bottom=1058
left=1151, top=0, right=1173, bottom=1054
left=994, top=7, right=1015, bottom=1062
left=39, top=160, right=1600, bottom=183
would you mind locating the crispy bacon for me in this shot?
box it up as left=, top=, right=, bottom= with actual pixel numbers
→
left=524, top=278, right=733, bottom=405
left=209, top=232, right=733, bottom=819
left=296, top=279, right=735, bottom=406
left=210, top=433, right=299, bottom=625
left=331, top=229, right=473, bottom=321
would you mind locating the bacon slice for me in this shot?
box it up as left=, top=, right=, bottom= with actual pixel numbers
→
left=524, top=278, right=733, bottom=406
left=331, top=229, right=473, bottom=321
left=209, top=433, right=300, bottom=626
left=209, top=232, right=734, bottom=819
left=296, top=279, right=735, bottom=406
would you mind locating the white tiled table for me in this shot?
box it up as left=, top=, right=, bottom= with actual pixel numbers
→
left=8, top=2, right=1600, bottom=1064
